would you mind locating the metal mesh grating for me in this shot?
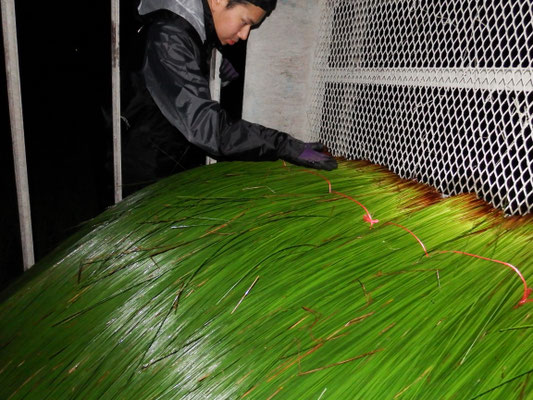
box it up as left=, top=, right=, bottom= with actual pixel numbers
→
left=308, top=0, right=533, bottom=215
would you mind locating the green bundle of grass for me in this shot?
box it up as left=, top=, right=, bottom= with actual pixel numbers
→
left=1, top=161, right=532, bottom=399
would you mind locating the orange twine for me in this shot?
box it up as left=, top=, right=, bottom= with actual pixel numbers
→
left=281, top=161, right=532, bottom=307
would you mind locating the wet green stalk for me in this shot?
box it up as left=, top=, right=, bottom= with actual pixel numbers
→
left=1, top=160, right=532, bottom=399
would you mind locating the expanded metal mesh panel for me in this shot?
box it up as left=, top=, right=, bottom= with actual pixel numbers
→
left=308, top=0, right=533, bottom=215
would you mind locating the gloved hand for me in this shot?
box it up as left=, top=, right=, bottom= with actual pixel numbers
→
left=282, top=142, right=338, bottom=171
left=219, top=58, right=239, bottom=86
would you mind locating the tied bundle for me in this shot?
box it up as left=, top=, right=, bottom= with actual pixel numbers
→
left=1, top=161, right=532, bottom=399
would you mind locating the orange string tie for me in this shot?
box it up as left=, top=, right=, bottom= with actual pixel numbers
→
left=332, top=191, right=378, bottom=228
left=384, top=222, right=429, bottom=257
left=438, top=250, right=533, bottom=307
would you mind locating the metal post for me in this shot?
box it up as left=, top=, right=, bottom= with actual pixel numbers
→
left=206, top=48, right=222, bottom=165
left=209, top=48, right=222, bottom=102
left=111, top=0, right=122, bottom=202
left=2, top=0, right=35, bottom=270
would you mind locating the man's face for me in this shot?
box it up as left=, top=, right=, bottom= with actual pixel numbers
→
left=210, top=0, right=266, bottom=45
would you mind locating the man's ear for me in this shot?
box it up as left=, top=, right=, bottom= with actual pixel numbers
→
left=215, top=0, right=230, bottom=8
left=211, top=0, right=225, bottom=12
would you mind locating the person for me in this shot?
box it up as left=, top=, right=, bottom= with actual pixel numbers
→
left=134, top=0, right=337, bottom=173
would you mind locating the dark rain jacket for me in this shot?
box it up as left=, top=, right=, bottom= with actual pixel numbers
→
left=138, top=0, right=306, bottom=161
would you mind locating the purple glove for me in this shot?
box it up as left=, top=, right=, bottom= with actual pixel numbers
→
left=285, top=142, right=338, bottom=171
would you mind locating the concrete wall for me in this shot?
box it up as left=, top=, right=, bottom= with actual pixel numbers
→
left=242, top=0, right=320, bottom=141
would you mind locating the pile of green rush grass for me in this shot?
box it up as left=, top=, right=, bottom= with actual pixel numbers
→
left=1, top=160, right=532, bottom=399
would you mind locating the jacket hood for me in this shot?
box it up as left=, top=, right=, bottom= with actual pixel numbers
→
left=138, top=0, right=207, bottom=41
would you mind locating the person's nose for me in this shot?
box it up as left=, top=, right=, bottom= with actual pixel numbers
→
left=238, top=25, right=251, bottom=41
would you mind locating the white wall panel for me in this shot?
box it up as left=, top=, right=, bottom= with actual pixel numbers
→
left=242, top=0, right=320, bottom=141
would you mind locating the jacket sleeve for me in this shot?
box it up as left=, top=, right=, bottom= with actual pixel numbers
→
left=142, top=17, right=304, bottom=161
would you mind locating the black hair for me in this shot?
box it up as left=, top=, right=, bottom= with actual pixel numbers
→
left=226, top=0, right=277, bottom=14
left=226, top=0, right=250, bottom=8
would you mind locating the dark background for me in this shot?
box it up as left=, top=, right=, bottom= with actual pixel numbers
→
left=0, top=1, right=247, bottom=290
